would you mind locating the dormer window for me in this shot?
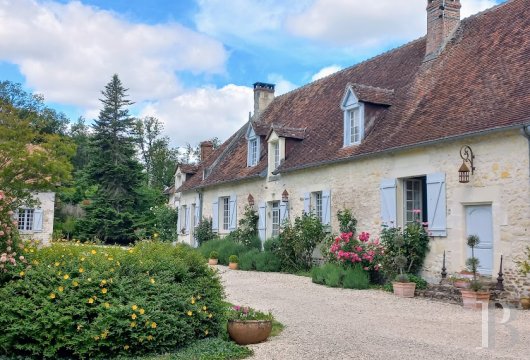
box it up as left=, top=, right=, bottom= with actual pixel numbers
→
left=341, top=86, right=365, bottom=147
left=246, top=124, right=260, bottom=167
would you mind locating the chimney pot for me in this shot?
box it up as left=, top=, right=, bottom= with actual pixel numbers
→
left=253, top=82, right=275, bottom=119
left=425, top=0, right=461, bottom=60
left=199, top=141, right=214, bottom=162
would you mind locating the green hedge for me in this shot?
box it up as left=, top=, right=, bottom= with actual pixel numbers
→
left=0, top=242, right=225, bottom=359
left=311, top=263, right=369, bottom=289
left=198, top=239, right=248, bottom=266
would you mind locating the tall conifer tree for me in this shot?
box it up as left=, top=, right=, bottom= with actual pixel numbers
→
left=79, top=75, right=146, bottom=243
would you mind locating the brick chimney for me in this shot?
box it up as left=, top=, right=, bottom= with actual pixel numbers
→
left=253, top=82, right=275, bottom=118
left=199, top=141, right=214, bottom=162
left=425, top=0, right=461, bottom=60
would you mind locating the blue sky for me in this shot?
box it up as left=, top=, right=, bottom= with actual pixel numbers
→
left=0, top=0, right=504, bottom=146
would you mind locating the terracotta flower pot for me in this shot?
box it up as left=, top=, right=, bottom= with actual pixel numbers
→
left=392, top=282, right=416, bottom=298
left=229, top=262, right=238, bottom=270
left=460, top=289, right=490, bottom=310
left=228, top=320, right=272, bottom=345
left=520, top=297, right=530, bottom=310
left=453, top=280, right=470, bottom=289
left=208, top=258, right=218, bottom=265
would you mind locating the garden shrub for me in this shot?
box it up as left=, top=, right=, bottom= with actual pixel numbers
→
left=239, top=249, right=259, bottom=271
left=150, top=205, right=179, bottom=242
left=408, top=274, right=428, bottom=290
left=275, top=213, right=325, bottom=271
left=311, top=266, right=325, bottom=285
left=380, top=222, right=430, bottom=279
left=337, top=209, right=357, bottom=234
left=264, top=236, right=280, bottom=253
left=228, top=206, right=260, bottom=249
left=195, top=217, right=216, bottom=246
left=342, top=264, right=370, bottom=290
left=254, top=251, right=281, bottom=272
left=321, top=263, right=342, bottom=287
left=198, top=238, right=247, bottom=265
left=0, top=242, right=225, bottom=359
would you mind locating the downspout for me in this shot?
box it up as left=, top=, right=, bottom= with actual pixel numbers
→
left=522, top=125, right=530, bottom=178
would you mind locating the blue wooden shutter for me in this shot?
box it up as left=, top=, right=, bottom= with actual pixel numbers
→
left=177, top=206, right=181, bottom=235
left=279, top=201, right=289, bottom=225
left=229, top=195, right=237, bottom=231
left=33, top=208, right=43, bottom=232
left=185, top=207, right=191, bottom=235
left=303, top=193, right=310, bottom=214
left=212, top=199, right=219, bottom=232
left=380, top=179, right=397, bottom=227
left=427, top=172, right=447, bottom=237
left=322, top=190, right=331, bottom=227
left=258, top=202, right=266, bottom=242
left=195, top=196, right=200, bottom=227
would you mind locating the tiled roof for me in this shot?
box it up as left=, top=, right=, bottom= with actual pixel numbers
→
left=348, top=83, right=394, bottom=106
left=179, top=164, right=198, bottom=174
left=178, top=0, right=530, bottom=191
left=266, top=125, right=307, bottom=140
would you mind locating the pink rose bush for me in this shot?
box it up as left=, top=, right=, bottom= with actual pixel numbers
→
left=330, top=231, right=385, bottom=271
left=0, top=190, right=29, bottom=276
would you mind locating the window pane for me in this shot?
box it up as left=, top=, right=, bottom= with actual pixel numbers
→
left=223, top=198, right=230, bottom=230
left=349, top=109, right=360, bottom=143
left=404, top=179, right=422, bottom=225
left=315, top=192, right=323, bottom=222
left=272, top=201, right=280, bottom=236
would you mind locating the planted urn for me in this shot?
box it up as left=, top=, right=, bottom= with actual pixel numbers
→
left=460, top=235, right=490, bottom=310
left=229, top=255, right=239, bottom=270
left=227, top=306, right=273, bottom=345
left=208, top=251, right=219, bottom=265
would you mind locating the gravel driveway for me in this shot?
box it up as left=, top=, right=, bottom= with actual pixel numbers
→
left=219, top=267, right=530, bottom=360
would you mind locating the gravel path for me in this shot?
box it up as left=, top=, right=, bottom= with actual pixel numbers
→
left=218, top=267, right=530, bottom=360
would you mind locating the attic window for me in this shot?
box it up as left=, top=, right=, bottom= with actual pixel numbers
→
left=246, top=124, right=261, bottom=167
left=341, top=86, right=365, bottom=147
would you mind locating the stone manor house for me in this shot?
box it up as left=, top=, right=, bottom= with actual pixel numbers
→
left=167, top=0, right=530, bottom=289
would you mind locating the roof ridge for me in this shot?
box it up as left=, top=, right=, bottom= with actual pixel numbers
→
left=460, top=0, right=513, bottom=23
left=267, top=37, right=425, bottom=103
left=349, top=83, right=395, bottom=93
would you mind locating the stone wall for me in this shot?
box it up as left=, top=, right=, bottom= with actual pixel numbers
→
left=19, top=192, right=55, bottom=246
left=180, top=129, right=530, bottom=298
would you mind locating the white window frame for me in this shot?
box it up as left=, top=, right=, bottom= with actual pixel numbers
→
left=271, top=201, right=280, bottom=237
left=18, top=208, right=34, bottom=232
left=402, top=177, right=427, bottom=226
left=273, top=141, right=280, bottom=170
left=341, top=87, right=365, bottom=147
left=246, top=125, right=260, bottom=167
left=221, top=197, right=230, bottom=231
left=313, top=192, right=323, bottom=222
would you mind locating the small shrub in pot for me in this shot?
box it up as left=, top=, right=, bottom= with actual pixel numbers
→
left=229, top=255, right=239, bottom=270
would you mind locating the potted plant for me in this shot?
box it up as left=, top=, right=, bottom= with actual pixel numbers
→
left=520, top=295, right=530, bottom=310
left=391, top=234, right=416, bottom=298
left=208, top=251, right=219, bottom=265
left=227, top=305, right=273, bottom=345
left=460, top=235, right=490, bottom=310
left=449, top=276, right=470, bottom=289
left=392, top=255, right=416, bottom=298
left=229, top=255, right=239, bottom=270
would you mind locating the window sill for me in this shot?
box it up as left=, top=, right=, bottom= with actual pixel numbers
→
left=268, top=174, right=281, bottom=182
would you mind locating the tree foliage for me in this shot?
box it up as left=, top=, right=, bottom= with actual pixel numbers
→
left=78, top=75, right=150, bottom=244
left=0, top=101, right=74, bottom=208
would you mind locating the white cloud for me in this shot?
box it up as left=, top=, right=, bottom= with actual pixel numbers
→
left=286, top=0, right=499, bottom=47
left=311, top=65, right=342, bottom=81
left=194, top=0, right=312, bottom=45
left=267, top=74, right=297, bottom=96
left=0, top=0, right=228, bottom=108
left=139, top=84, right=253, bottom=147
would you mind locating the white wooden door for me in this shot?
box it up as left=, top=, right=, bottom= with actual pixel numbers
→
left=466, top=205, right=494, bottom=276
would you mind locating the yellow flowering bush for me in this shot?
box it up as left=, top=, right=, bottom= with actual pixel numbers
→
left=0, top=242, right=225, bottom=358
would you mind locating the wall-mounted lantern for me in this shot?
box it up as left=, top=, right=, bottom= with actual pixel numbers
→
left=282, top=189, right=289, bottom=202
left=459, top=145, right=475, bottom=183
left=247, top=194, right=255, bottom=207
